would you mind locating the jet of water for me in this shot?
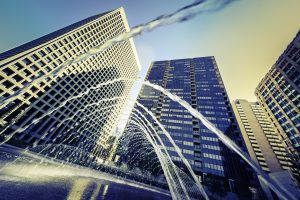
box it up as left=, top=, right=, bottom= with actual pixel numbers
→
left=143, top=80, right=297, bottom=200
left=129, top=111, right=194, bottom=200
left=114, top=100, right=207, bottom=199
left=127, top=116, right=204, bottom=200
left=118, top=100, right=208, bottom=199
left=135, top=102, right=209, bottom=200
left=0, top=96, right=126, bottom=146
left=0, top=0, right=236, bottom=109
left=0, top=77, right=133, bottom=137
left=127, top=121, right=183, bottom=200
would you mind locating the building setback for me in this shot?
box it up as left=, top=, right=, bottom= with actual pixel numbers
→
left=255, top=31, right=300, bottom=154
left=0, top=8, right=140, bottom=159
left=128, top=57, right=261, bottom=197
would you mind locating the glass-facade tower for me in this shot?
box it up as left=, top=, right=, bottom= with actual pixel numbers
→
left=131, top=57, right=258, bottom=195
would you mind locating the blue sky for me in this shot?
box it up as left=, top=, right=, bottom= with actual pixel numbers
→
left=0, top=0, right=299, bottom=101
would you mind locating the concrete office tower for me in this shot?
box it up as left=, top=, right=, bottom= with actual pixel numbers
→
left=255, top=31, right=300, bottom=154
left=233, top=99, right=300, bottom=199
left=0, top=8, right=140, bottom=158
left=127, top=57, right=260, bottom=197
left=232, top=99, right=291, bottom=172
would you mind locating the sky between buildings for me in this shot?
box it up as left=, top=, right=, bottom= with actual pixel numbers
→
left=0, top=0, right=299, bottom=102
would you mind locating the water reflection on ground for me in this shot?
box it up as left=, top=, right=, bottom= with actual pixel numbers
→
left=0, top=176, right=171, bottom=200
left=0, top=145, right=171, bottom=200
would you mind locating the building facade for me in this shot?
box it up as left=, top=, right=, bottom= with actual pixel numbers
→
left=0, top=8, right=140, bottom=160
left=233, top=99, right=300, bottom=199
left=255, top=31, right=300, bottom=154
left=232, top=99, right=291, bottom=172
left=127, top=57, right=259, bottom=196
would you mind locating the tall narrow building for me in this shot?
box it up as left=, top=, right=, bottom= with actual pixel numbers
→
left=0, top=8, right=140, bottom=160
left=232, top=99, right=290, bottom=172
left=255, top=31, right=300, bottom=154
left=233, top=99, right=300, bottom=198
left=125, top=57, right=260, bottom=197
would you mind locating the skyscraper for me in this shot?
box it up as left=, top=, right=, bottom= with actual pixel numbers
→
left=255, top=31, right=300, bottom=154
left=126, top=57, right=259, bottom=197
left=0, top=8, right=140, bottom=159
left=232, top=99, right=291, bottom=172
left=233, top=99, right=300, bottom=199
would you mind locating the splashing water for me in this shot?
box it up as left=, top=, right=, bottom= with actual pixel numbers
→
left=0, top=0, right=235, bottom=109
left=128, top=118, right=186, bottom=200
left=109, top=98, right=209, bottom=199
left=0, top=77, right=134, bottom=138
left=122, top=109, right=208, bottom=200
left=0, top=96, right=127, bottom=146
left=0, top=104, right=120, bottom=173
left=132, top=111, right=205, bottom=199
left=134, top=102, right=209, bottom=200
left=143, top=81, right=297, bottom=200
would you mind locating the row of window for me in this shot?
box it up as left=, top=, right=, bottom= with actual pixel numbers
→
left=203, top=153, right=223, bottom=160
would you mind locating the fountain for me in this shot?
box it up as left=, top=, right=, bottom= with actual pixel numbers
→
left=1, top=78, right=296, bottom=199
left=142, top=81, right=297, bottom=200
left=0, top=0, right=297, bottom=199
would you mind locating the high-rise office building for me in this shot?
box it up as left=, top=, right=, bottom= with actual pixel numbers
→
left=0, top=8, right=140, bottom=159
left=232, top=99, right=290, bottom=172
left=255, top=31, right=300, bottom=154
left=233, top=99, right=300, bottom=199
left=127, top=57, right=259, bottom=197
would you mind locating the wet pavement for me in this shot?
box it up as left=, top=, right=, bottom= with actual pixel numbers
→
left=0, top=145, right=171, bottom=200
